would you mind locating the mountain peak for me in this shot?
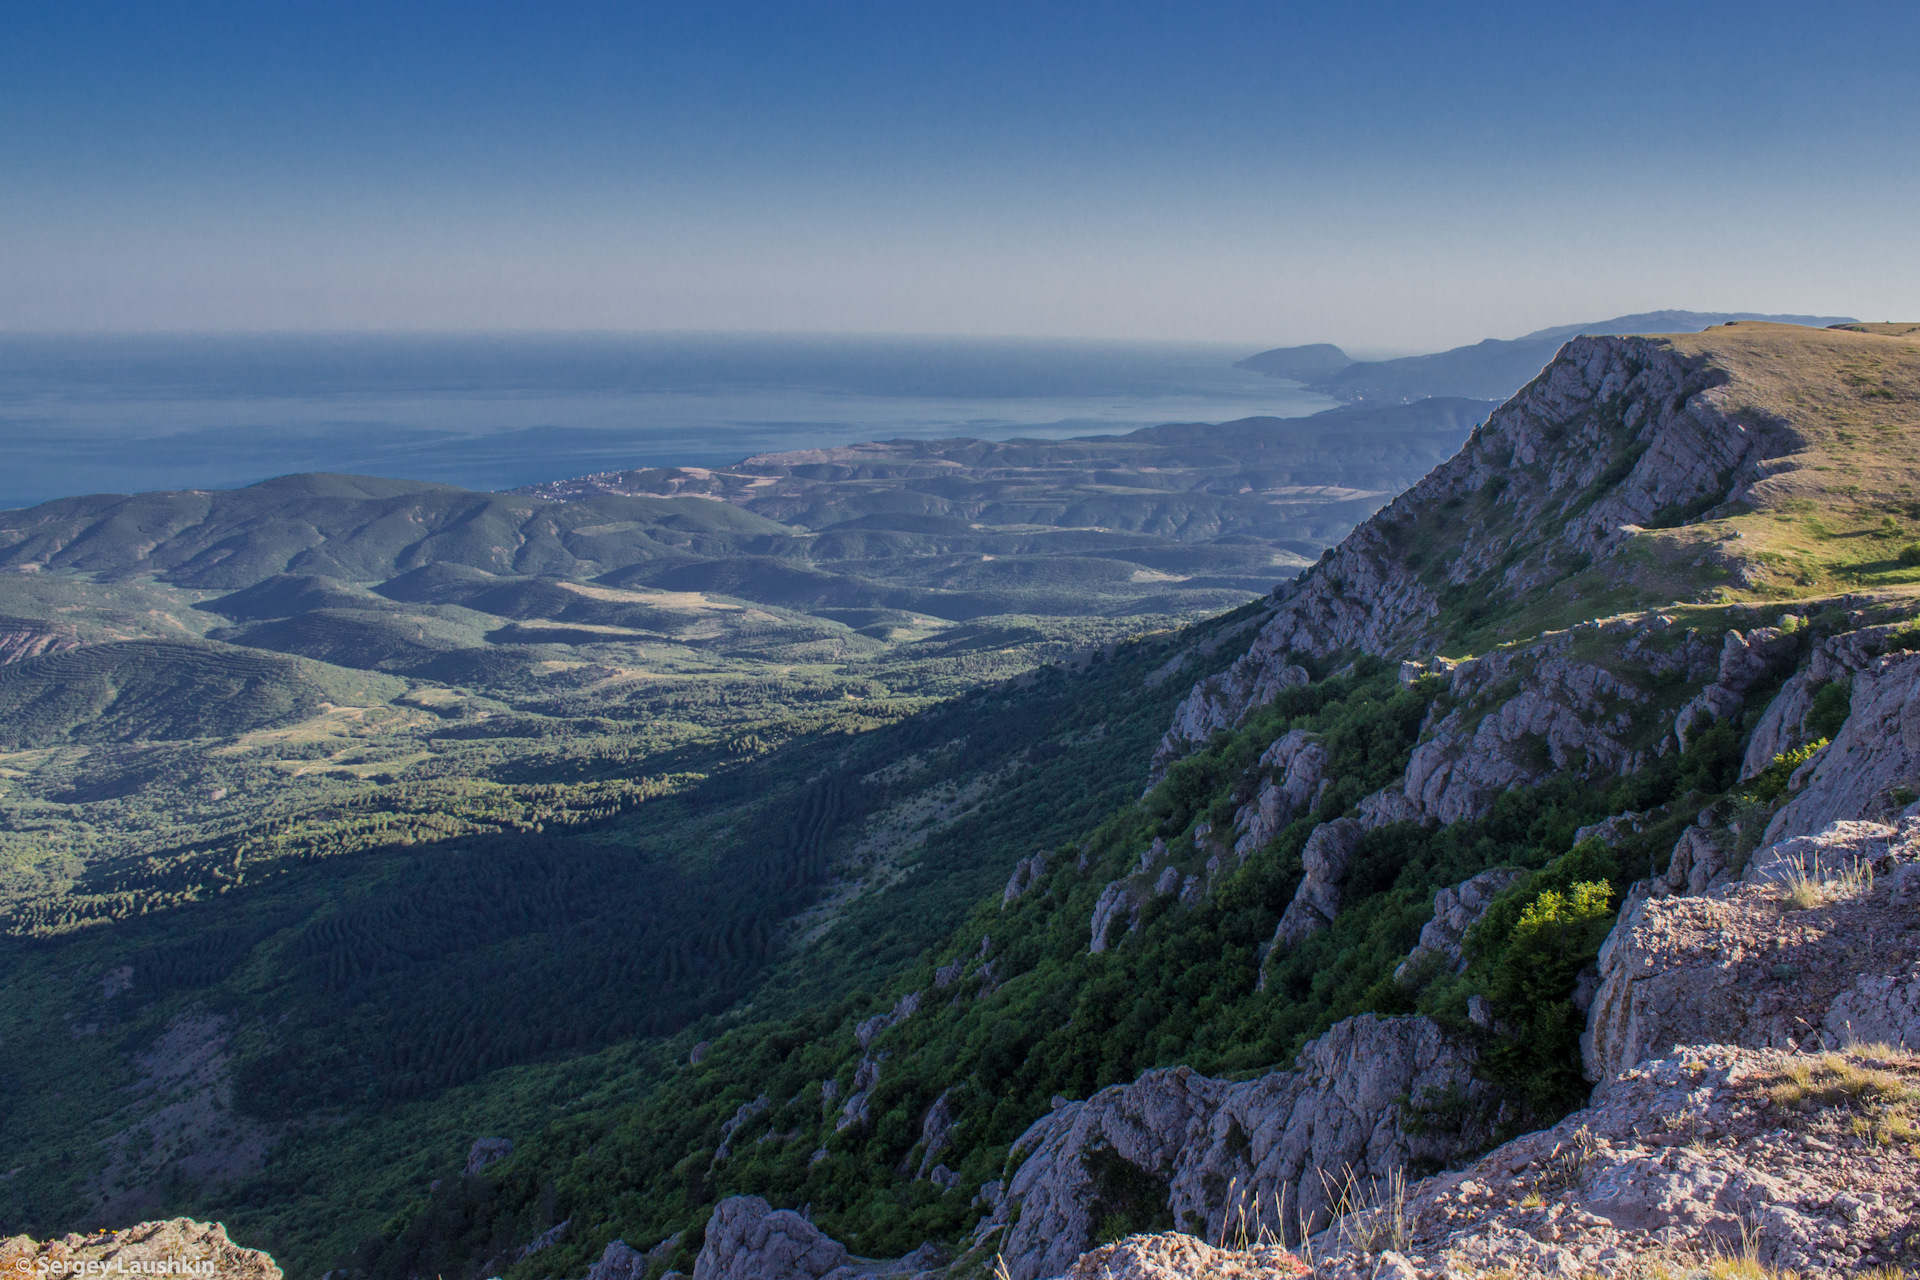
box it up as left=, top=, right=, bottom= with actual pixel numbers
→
left=1158, top=322, right=1920, bottom=755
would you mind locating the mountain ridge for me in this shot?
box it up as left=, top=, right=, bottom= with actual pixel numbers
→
left=1237, top=310, right=1858, bottom=404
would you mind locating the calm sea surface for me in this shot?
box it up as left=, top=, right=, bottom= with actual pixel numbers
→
left=0, top=333, right=1335, bottom=510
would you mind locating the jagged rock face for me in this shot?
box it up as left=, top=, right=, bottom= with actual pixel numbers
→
left=1301, top=1045, right=1920, bottom=1278
left=1230, top=731, right=1327, bottom=860
left=1742, top=621, right=1915, bottom=778
left=691, top=1197, right=849, bottom=1280
left=1154, top=662, right=1307, bottom=778
left=914, top=1087, right=957, bottom=1178
left=713, top=1095, right=770, bottom=1161
left=1105, top=1049, right=1920, bottom=1278
left=973, top=1015, right=1489, bottom=1280
left=1271, top=818, right=1361, bottom=949
left=1392, top=867, right=1526, bottom=985
left=1764, top=650, right=1920, bottom=842
left=1582, top=816, right=1920, bottom=1087
left=1673, top=624, right=1802, bottom=748
left=1396, top=637, right=1652, bottom=827
left=1003, top=852, right=1048, bottom=905
left=1656, top=823, right=1731, bottom=897
left=0, top=1220, right=281, bottom=1280
left=1089, top=879, right=1142, bottom=953
left=1154, top=334, right=1793, bottom=759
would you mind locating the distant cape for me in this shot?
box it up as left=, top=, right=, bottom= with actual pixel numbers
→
left=1237, top=309, right=1856, bottom=403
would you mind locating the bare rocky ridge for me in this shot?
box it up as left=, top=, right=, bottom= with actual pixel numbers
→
left=1153, top=331, right=1814, bottom=771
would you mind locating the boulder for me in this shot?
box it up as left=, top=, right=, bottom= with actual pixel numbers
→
left=1826, top=966, right=1920, bottom=1049
left=584, top=1240, right=646, bottom=1280
left=691, top=1196, right=849, bottom=1280
left=464, top=1137, right=512, bottom=1175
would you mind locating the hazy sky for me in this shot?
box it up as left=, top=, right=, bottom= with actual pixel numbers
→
left=3, top=1, right=1915, bottom=349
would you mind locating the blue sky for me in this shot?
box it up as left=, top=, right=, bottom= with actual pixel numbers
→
left=2, top=1, right=1915, bottom=347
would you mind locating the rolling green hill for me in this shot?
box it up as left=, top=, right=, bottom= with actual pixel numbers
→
left=0, top=640, right=403, bottom=749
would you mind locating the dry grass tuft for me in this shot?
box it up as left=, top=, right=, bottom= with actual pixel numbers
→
left=1765, top=1051, right=1920, bottom=1147
left=1778, top=857, right=1873, bottom=910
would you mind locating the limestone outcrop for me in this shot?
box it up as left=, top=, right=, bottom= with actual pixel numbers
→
left=1739, top=619, right=1913, bottom=777
left=0, top=1220, right=280, bottom=1280
left=1231, top=731, right=1330, bottom=859
left=465, top=1136, right=513, bottom=1174
left=1271, top=818, right=1361, bottom=949
left=690, top=1197, right=947, bottom=1280
left=969, top=1014, right=1490, bottom=1280
left=1671, top=623, right=1803, bottom=748
left=1155, top=662, right=1309, bottom=776
left=1394, top=637, right=1653, bottom=827
left=1391, top=867, right=1526, bottom=985
left=1582, top=815, right=1920, bottom=1087
left=1066, top=1042, right=1920, bottom=1279
left=1319, top=1044, right=1919, bottom=1277
left=1764, top=650, right=1920, bottom=842
left=691, top=1196, right=850, bottom=1280
left=1004, top=853, right=1049, bottom=905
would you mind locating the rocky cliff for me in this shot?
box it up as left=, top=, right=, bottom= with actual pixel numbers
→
left=1156, top=323, right=1920, bottom=769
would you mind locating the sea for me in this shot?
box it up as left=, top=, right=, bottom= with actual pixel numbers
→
left=0, top=332, right=1336, bottom=510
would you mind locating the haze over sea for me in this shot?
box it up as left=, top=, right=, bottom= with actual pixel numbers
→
left=0, top=333, right=1335, bottom=511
